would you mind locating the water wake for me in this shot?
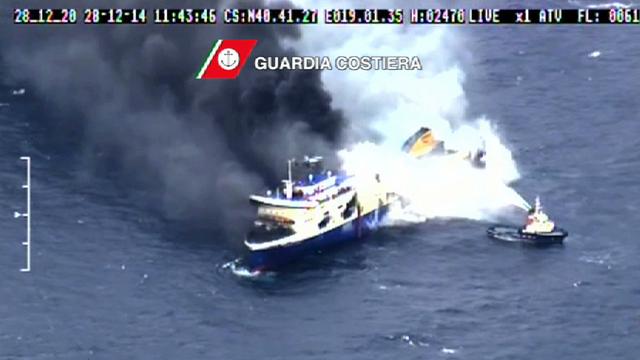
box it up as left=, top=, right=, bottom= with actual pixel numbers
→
left=222, top=259, right=262, bottom=278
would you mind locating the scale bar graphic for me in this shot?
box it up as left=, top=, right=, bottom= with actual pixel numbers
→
left=19, top=156, right=31, bottom=272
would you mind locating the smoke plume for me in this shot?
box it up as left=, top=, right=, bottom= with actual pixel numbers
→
left=292, top=0, right=529, bottom=222
left=1, top=0, right=345, bottom=238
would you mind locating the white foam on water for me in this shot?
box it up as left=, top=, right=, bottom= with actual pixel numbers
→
left=441, top=347, right=457, bottom=354
left=588, top=50, right=601, bottom=58
left=579, top=252, right=614, bottom=269
left=222, top=259, right=263, bottom=278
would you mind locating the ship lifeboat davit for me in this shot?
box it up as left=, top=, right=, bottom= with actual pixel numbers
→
left=487, top=197, right=568, bottom=245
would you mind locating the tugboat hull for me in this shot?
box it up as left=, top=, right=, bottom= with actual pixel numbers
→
left=247, top=205, right=389, bottom=271
left=487, top=225, right=568, bottom=245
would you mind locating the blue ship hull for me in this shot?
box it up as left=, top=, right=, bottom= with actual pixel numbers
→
left=247, top=205, right=390, bottom=271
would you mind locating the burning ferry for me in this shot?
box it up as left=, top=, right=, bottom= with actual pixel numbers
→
left=242, top=127, right=486, bottom=270
left=244, top=156, right=396, bottom=271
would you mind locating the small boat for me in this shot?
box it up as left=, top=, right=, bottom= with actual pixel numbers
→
left=487, top=197, right=568, bottom=245
left=402, top=127, right=486, bottom=168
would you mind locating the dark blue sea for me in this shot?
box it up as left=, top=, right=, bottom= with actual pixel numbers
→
left=1, top=1, right=640, bottom=359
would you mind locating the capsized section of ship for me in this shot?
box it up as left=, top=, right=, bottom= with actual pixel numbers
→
left=487, top=197, right=568, bottom=245
left=402, top=127, right=486, bottom=167
left=244, top=156, right=397, bottom=271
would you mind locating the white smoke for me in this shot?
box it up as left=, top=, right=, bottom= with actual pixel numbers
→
left=338, top=138, right=530, bottom=223
left=290, top=2, right=530, bottom=222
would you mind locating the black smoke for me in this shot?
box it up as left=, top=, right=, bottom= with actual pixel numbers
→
left=1, top=0, right=345, bottom=239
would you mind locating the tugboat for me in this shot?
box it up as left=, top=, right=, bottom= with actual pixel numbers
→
left=402, top=127, right=486, bottom=168
left=487, top=197, right=568, bottom=245
left=244, top=156, right=397, bottom=271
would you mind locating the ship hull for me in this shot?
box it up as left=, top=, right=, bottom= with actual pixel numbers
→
left=247, top=205, right=390, bottom=271
left=487, top=225, right=568, bottom=245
